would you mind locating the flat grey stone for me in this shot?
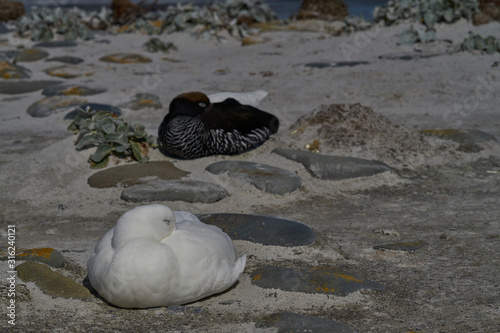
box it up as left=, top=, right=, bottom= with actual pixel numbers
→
left=272, top=148, right=391, bottom=180
left=0, top=80, right=62, bottom=94
left=121, top=180, right=228, bottom=203
left=42, top=84, right=106, bottom=97
left=88, top=161, right=189, bottom=188
left=45, top=56, right=84, bottom=65
left=0, top=247, right=65, bottom=268
left=197, top=213, right=315, bottom=246
left=16, top=262, right=93, bottom=301
left=257, top=312, right=358, bottom=333
left=99, top=53, right=152, bottom=64
left=27, top=96, right=87, bottom=118
left=251, top=264, right=385, bottom=296
left=205, top=160, right=301, bottom=195
left=14, top=48, right=49, bottom=62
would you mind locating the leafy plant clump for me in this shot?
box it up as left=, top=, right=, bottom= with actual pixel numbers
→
left=374, top=0, right=479, bottom=27
left=457, top=34, right=500, bottom=54
left=375, top=0, right=479, bottom=45
left=16, top=6, right=96, bottom=41
left=144, top=38, right=178, bottom=53
left=68, top=107, right=157, bottom=168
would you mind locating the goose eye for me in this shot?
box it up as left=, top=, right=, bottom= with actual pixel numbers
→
left=198, top=102, right=206, bottom=108
left=163, top=218, right=171, bottom=225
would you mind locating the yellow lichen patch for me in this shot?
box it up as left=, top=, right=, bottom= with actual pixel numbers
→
left=0, top=247, right=55, bottom=258
left=62, top=86, right=86, bottom=95
left=45, top=68, right=79, bottom=79
left=336, top=273, right=363, bottom=283
left=100, top=53, right=152, bottom=64
left=315, top=285, right=334, bottom=293
left=50, top=72, right=78, bottom=79
left=308, top=265, right=364, bottom=284
left=138, top=99, right=155, bottom=105
left=252, top=273, right=262, bottom=281
left=0, top=61, right=25, bottom=79
left=45, top=65, right=95, bottom=79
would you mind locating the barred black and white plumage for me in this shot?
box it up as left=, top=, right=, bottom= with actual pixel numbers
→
left=158, top=92, right=279, bottom=159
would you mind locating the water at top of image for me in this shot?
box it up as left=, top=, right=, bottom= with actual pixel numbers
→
left=19, top=0, right=389, bottom=20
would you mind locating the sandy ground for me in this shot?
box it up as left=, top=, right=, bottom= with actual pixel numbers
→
left=0, top=18, right=500, bottom=332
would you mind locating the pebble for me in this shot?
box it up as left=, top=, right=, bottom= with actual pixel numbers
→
left=257, top=312, right=358, bottom=333
left=27, top=96, right=88, bottom=118
left=120, top=92, right=163, bottom=110
left=0, top=247, right=65, bottom=268
left=121, top=180, right=228, bottom=203
left=272, top=148, right=392, bottom=180
left=64, top=103, right=121, bottom=119
left=197, top=213, right=316, bottom=246
left=87, top=161, right=189, bottom=188
left=373, top=241, right=428, bottom=252
left=251, top=264, right=385, bottom=296
left=0, top=80, right=62, bottom=94
left=42, top=84, right=106, bottom=97
left=205, top=160, right=302, bottom=195
left=99, top=53, right=152, bottom=64
left=16, top=262, right=93, bottom=301
left=45, top=55, right=84, bottom=65
left=0, top=60, right=30, bottom=79
left=43, top=64, right=96, bottom=79
left=14, top=48, right=49, bottom=62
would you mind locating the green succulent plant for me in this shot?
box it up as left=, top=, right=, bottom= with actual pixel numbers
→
left=68, top=107, right=157, bottom=168
left=374, top=0, right=478, bottom=27
left=398, top=24, right=436, bottom=44
left=457, top=34, right=500, bottom=54
left=144, top=38, right=178, bottom=53
left=16, top=7, right=94, bottom=42
left=375, top=0, right=479, bottom=46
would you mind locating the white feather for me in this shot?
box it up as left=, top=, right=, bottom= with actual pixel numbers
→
left=87, top=204, right=246, bottom=308
left=208, top=90, right=268, bottom=107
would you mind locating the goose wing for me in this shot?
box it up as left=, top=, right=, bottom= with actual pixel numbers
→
left=200, top=98, right=279, bottom=134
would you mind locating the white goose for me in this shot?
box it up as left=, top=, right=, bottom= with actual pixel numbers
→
left=87, top=204, right=246, bottom=308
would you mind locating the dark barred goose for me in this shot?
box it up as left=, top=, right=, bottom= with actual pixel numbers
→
left=158, top=92, right=279, bottom=159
